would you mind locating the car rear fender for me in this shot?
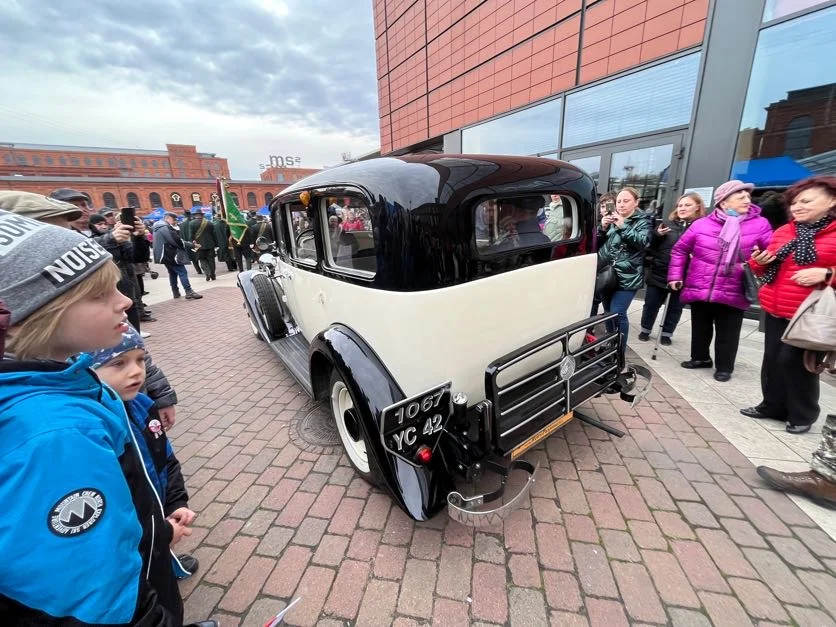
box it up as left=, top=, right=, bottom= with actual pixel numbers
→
left=310, top=323, right=455, bottom=521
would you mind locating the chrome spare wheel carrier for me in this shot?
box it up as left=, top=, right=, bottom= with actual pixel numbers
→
left=447, top=458, right=537, bottom=527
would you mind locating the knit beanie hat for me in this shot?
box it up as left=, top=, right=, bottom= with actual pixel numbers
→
left=0, top=209, right=112, bottom=325
left=85, top=323, right=144, bottom=368
left=88, top=214, right=107, bottom=228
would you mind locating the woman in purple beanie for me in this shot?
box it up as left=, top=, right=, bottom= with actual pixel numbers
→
left=667, top=180, right=773, bottom=382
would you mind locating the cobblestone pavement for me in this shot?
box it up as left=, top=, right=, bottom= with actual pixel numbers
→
left=147, top=287, right=836, bottom=627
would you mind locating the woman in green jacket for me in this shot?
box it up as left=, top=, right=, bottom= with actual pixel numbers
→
left=598, top=187, right=652, bottom=356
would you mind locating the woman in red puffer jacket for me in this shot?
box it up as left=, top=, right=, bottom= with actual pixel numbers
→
left=744, top=176, right=836, bottom=434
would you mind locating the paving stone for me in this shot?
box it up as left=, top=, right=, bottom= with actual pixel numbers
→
left=734, top=496, right=792, bottom=536
left=563, top=513, right=600, bottom=543
left=693, top=481, right=744, bottom=518
left=578, top=469, right=610, bottom=492
left=728, top=577, right=789, bottom=622
left=437, top=545, right=472, bottom=599
left=793, top=526, right=836, bottom=559
left=672, top=540, right=730, bottom=593
left=242, top=597, right=286, bottom=627
left=444, top=519, right=475, bottom=547
left=627, top=519, right=668, bottom=549
left=754, top=487, right=819, bottom=527
left=721, top=517, right=770, bottom=548
left=657, top=469, right=700, bottom=501
left=312, top=534, right=349, bottom=567
left=624, top=456, right=656, bottom=477
left=549, top=611, right=590, bottom=627
left=398, top=559, right=437, bottom=619
left=767, top=535, right=824, bottom=570
left=433, top=598, right=470, bottom=627
left=787, top=605, right=836, bottom=627
left=600, top=528, right=641, bottom=561
left=695, top=528, right=758, bottom=578
left=585, top=597, right=629, bottom=627
left=679, top=501, right=721, bottom=529
left=601, top=463, right=634, bottom=485
left=474, top=533, right=505, bottom=564
left=531, top=497, right=563, bottom=523
left=668, top=608, right=713, bottom=627
left=572, top=542, right=617, bottom=597
left=699, top=592, right=754, bottom=627
left=635, top=476, right=677, bottom=510
left=508, top=553, right=541, bottom=588
left=256, top=526, right=294, bottom=557
left=542, top=570, right=582, bottom=612
left=555, top=479, right=590, bottom=514
left=262, top=545, right=311, bottom=598
left=611, top=483, right=654, bottom=521
left=797, top=570, right=836, bottom=617
left=184, top=584, right=224, bottom=625
left=504, top=507, right=536, bottom=553
left=535, top=523, right=573, bottom=571
left=587, top=491, right=627, bottom=529
left=642, top=549, right=701, bottom=608
left=204, top=535, right=259, bottom=586
left=743, top=547, right=818, bottom=606
left=471, top=562, right=508, bottom=624
left=612, top=561, right=667, bottom=624
left=323, top=559, right=370, bottom=620
left=293, top=517, right=329, bottom=547
left=509, top=587, right=548, bottom=627
left=284, top=566, right=335, bottom=626
left=218, top=555, right=275, bottom=613
left=373, top=543, right=407, bottom=580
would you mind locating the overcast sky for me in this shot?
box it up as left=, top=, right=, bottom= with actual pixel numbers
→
left=0, top=0, right=380, bottom=179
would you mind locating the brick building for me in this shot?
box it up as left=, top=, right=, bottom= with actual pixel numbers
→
left=0, top=142, right=289, bottom=212
left=260, top=166, right=322, bottom=183
left=374, top=0, right=835, bottom=206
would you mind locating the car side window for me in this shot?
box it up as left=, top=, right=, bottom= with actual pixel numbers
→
left=474, top=193, right=579, bottom=255
left=286, top=203, right=318, bottom=264
left=321, top=196, right=378, bottom=276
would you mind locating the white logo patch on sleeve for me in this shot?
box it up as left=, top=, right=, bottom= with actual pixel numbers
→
left=48, top=488, right=106, bottom=537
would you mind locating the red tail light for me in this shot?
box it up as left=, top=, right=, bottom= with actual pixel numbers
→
left=415, top=445, right=432, bottom=465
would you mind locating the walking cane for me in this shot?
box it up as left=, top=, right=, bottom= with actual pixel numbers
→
left=651, top=291, right=673, bottom=361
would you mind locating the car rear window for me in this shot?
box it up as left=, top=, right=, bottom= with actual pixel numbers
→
left=474, top=193, right=578, bottom=254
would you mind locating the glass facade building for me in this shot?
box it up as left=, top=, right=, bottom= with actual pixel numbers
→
left=374, top=0, right=836, bottom=214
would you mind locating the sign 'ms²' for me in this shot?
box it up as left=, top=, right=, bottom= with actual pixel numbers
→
left=259, top=155, right=302, bottom=170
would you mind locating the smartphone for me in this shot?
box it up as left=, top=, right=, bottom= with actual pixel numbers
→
left=120, top=207, right=136, bottom=229
left=654, top=217, right=664, bottom=229
left=605, top=202, right=615, bottom=215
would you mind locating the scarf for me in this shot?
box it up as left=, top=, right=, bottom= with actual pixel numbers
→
left=763, top=215, right=834, bottom=284
left=716, top=209, right=742, bottom=275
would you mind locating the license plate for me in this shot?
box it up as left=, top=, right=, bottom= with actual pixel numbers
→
left=510, top=411, right=574, bottom=460
left=381, top=383, right=452, bottom=464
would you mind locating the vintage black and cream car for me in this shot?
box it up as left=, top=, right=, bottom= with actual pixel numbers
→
left=238, top=154, right=650, bottom=526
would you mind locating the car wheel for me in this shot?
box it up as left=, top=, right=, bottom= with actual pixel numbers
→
left=329, top=370, right=382, bottom=486
left=252, top=274, right=287, bottom=340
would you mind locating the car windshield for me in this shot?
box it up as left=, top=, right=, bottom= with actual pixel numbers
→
left=475, top=193, right=577, bottom=254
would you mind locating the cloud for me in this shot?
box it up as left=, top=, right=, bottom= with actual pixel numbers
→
left=0, top=0, right=380, bottom=177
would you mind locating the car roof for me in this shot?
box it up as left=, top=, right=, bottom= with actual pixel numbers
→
left=276, top=154, right=591, bottom=211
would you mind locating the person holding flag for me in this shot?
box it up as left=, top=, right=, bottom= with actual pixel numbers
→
left=217, top=179, right=253, bottom=271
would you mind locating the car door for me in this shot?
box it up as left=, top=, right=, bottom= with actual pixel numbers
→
left=278, top=201, right=321, bottom=340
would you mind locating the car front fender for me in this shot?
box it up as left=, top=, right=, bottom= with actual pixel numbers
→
left=237, top=269, right=272, bottom=340
left=310, top=323, right=455, bottom=521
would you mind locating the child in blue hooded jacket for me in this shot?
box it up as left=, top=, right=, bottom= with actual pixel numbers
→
left=85, top=324, right=199, bottom=579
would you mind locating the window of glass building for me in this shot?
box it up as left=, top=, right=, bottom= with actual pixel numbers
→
left=563, top=53, right=701, bottom=148
left=733, top=6, right=835, bottom=186
left=763, top=0, right=831, bottom=21
left=462, top=98, right=562, bottom=155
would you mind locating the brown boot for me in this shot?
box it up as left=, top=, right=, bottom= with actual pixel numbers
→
left=757, top=466, right=836, bottom=509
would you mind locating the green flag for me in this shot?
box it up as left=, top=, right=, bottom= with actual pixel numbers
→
left=217, top=179, right=248, bottom=243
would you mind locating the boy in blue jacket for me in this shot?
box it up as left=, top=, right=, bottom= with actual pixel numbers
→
left=86, top=324, right=200, bottom=579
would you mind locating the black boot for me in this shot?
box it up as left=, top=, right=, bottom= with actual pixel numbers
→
left=185, top=290, right=203, bottom=300
left=172, top=288, right=181, bottom=299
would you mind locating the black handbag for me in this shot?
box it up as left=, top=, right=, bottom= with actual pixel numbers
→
left=595, top=254, right=618, bottom=296
left=740, top=251, right=760, bottom=304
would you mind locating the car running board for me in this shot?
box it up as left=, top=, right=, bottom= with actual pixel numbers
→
left=268, top=332, right=313, bottom=397
left=447, top=458, right=537, bottom=527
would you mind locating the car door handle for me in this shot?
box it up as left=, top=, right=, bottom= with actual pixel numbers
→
left=279, top=271, right=293, bottom=280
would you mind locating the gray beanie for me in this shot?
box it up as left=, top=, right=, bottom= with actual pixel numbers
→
left=0, top=209, right=113, bottom=324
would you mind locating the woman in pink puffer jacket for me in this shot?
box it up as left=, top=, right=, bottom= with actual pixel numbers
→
left=667, top=181, right=772, bottom=382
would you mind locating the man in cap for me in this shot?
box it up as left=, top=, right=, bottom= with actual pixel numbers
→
left=99, top=207, right=117, bottom=229
left=0, top=191, right=181, bottom=428
left=49, top=187, right=95, bottom=235
left=153, top=213, right=203, bottom=300
left=190, top=209, right=218, bottom=280
left=0, top=190, right=81, bottom=227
